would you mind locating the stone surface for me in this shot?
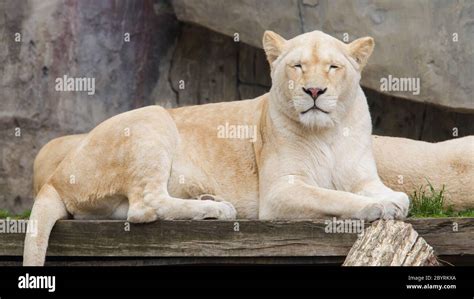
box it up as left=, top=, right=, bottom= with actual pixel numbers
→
left=154, top=23, right=271, bottom=107
left=172, top=0, right=474, bottom=112
left=170, top=24, right=239, bottom=105
left=0, top=0, right=179, bottom=213
left=365, top=88, right=474, bottom=142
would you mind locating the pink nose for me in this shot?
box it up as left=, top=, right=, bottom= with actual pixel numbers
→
left=303, top=87, right=327, bottom=100
left=308, top=88, right=321, bottom=98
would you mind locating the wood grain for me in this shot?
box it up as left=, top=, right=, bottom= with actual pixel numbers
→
left=0, top=218, right=472, bottom=260
left=343, top=220, right=439, bottom=266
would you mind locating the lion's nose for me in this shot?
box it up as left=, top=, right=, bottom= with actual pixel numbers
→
left=302, top=87, right=327, bottom=100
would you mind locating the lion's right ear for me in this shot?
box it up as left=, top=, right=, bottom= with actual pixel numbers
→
left=262, top=31, right=286, bottom=65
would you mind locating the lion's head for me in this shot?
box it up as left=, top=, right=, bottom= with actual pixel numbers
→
left=263, top=30, right=374, bottom=129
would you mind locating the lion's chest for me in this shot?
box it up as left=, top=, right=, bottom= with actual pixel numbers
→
left=301, top=136, right=365, bottom=191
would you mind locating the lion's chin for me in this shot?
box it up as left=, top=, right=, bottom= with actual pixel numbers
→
left=298, top=110, right=335, bottom=129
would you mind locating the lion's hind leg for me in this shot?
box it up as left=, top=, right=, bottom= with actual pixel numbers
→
left=123, top=108, right=236, bottom=223
left=127, top=184, right=237, bottom=222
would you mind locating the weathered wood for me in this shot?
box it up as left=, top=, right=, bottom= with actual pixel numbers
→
left=0, top=218, right=472, bottom=264
left=1, top=220, right=355, bottom=257
left=343, top=220, right=439, bottom=266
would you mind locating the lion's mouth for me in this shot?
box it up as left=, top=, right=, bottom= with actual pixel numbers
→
left=301, top=105, right=329, bottom=114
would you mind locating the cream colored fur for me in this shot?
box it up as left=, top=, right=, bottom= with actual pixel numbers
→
left=24, top=30, right=473, bottom=266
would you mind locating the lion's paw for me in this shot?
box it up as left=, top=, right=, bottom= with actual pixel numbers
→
left=380, top=192, right=410, bottom=219
left=353, top=202, right=384, bottom=222
left=197, top=199, right=237, bottom=220
left=354, top=192, right=409, bottom=221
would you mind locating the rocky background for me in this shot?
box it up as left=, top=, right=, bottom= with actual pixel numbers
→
left=1, top=0, right=473, bottom=213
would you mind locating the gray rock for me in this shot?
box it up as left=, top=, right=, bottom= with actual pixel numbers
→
left=169, top=24, right=239, bottom=106
left=0, top=0, right=178, bottom=213
left=172, top=0, right=474, bottom=111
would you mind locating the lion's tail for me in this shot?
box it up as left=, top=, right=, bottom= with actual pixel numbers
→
left=23, top=184, right=68, bottom=266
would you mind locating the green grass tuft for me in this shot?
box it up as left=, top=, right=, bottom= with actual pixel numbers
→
left=0, top=209, right=11, bottom=219
left=409, top=181, right=474, bottom=218
left=0, top=209, right=31, bottom=219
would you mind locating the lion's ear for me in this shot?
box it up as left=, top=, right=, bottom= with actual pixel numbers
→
left=262, top=30, right=286, bottom=65
left=348, top=37, right=374, bottom=70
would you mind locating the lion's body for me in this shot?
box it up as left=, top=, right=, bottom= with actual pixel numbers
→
left=373, top=135, right=474, bottom=211
left=24, top=30, right=473, bottom=266
left=33, top=99, right=474, bottom=221
left=34, top=98, right=264, bottom=220
left=34, top=117, right=474, bottom=218
left=32, top=91, right=375, bottom=221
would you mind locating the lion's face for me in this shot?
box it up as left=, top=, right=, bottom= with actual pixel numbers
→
left=263, top=30, right=374, bottom=129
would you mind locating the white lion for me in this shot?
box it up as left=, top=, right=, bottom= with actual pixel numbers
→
left=24, top=30, right=473, bottom=266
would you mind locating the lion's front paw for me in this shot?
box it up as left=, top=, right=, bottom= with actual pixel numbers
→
left=381, top=192, right=410, bottom=219
left=353, top=202, right=384, bottom=222
left=354, top=192, right=409, bottom=221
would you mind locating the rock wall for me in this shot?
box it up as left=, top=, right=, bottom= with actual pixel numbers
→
left=0, top=0, right=473, bottom=213
left=0, top=0, right=179, bottom=212
left=153, top=23, right=271, bottom=107
left=172, top=0, right=474, bottom=112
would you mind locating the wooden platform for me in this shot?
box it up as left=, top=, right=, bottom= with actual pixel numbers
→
left=0, top=218, right=472, bottom=266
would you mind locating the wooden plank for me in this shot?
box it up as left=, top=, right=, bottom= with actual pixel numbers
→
left=0, top=218, right=472, bottom=258
left=408, top=218, right=473, bottom=256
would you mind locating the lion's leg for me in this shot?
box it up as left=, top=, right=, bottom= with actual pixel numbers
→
left=140, top=192, right=237, bottom=220
left=127, top=171, right=237, bottom=222
left=125, top=116, right=236, bottom=222
left=259, top=176, right=405, bottom=221
left=127, top=180, right=237, bottom=222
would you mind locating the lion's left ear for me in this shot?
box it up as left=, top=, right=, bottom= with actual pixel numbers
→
left=348, top=37, right=374, bottom=70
